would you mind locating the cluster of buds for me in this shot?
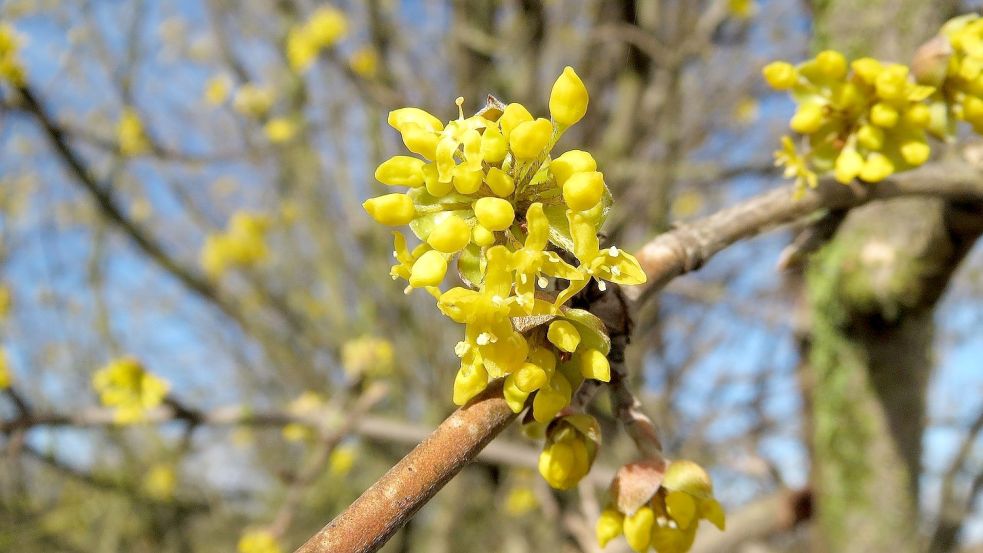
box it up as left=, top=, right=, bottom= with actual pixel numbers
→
left=362, top=66, right=647, bottom=491
left=597, top=460, right=725, bottom=553
left=538, top=414, right=600, bottom=490
left=117, top=106, right=151, bottom=156
left=92, top=357, right=169, bottom=424
left=0, top=22, right=24, bottom=86
left=200, top=211, right=271, bottom=278
left=765, top=14, right=983, bottom=195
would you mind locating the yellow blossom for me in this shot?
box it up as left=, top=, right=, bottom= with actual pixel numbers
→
left=0, top=348, right=11, bottom=389
left=143, top=464, right=177, bottom=501
left=233, top=84, right=274, bottom=118
left=92, top=357, right=169, bottom=424
left=504, top=486, right=539, bottom=516
left=264, top=117, right=298, bottom=143
left=329, top=443, right=358, bottom=476
left=203, top=74, right=231, bottom=106
left=117, top=107, right=150, bottom=156
left=349, top=46, right=379, bottom=78
left=238, top=530, right=281, bottom=553
left=342, top=336, right=395, bottom=379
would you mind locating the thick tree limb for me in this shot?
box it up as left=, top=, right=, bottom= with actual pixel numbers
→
left=632, top=161, right=983, bottom=299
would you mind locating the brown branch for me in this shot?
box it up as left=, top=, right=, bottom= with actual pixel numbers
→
left=292, top=381, right=516, bottom=553
left=631, top=161, right=983, bottom=300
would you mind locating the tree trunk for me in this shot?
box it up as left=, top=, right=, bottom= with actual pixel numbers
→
left=805, top=3, right=983, bottom=552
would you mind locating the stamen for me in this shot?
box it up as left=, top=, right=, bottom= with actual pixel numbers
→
left=598, top=281, right=607, bottom=291
left=608, top=246, right=619, bottom=256
left=456, top=96, right=465, bottom=120
left=537, top=276, right=549, bottom=288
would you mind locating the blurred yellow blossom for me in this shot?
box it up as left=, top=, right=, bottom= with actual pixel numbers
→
left=233, top=83, right=274, bottom=118
left=143, top=464, right=177, bottom=501
left=732, top=96, right=760, bottom=125
left=0, top=283, right=11, bottom=319
left=0, top=348, right=11, bottom=389
left=349, top=46, right=379, bottom=78
left=264, top=117, right=298, bottom=143
left=200, top=211, right=270, bottom=278
left=504, top=486, right=539, bottom=516
left=342, top=336, right=395, bottom=379
left=238, top=530, right=281, bottom=553
left=117, top=107, right=150, bottom=156
left=727, top=0, right=756, bottom=19
left=287, top=6, right=348, bottom=72
left=282, top=391, right=325, bottom=443
left=203, top=74, right=231, bottom=106
left=92, top=357, right=169, bottom=424
left=0, top=22, right=26, bottom=86
left=329, top=443, right=358, bottom=476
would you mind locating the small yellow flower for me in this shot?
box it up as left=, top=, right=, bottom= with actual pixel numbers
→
left=92, top=357, right=169, bottom=424
left=0, top=23, right=25, bottom=86
left=117, top=107, right=150, bottom=156
left=504, top=486, right=539, bottom=516
left=0, top=348, right=12, bottom=389
left=238, top=530, right=282, bottom=553
left=555, top=210, right=647, bottom=305
left=264, top=117, right=298, bottom=143
left=143, top=464, right=177, bottom=501
left=306, top=6, right=348, bottom=48
left=762, top=61, right=798, bottom=90
left=509, top=118, right=553, bottom=160
left=329, top=443, right=358, bottom=476
left=427, top=214, right=471, bottom=253
left=551, top=150, right=597, bottom=186
left=203, top=74, right=231, bottom=106
left=562, top=171, right=605, bottom=211
left=349, top=46, right=379, bottom=78
left=473, top=197, right=515, bottom=231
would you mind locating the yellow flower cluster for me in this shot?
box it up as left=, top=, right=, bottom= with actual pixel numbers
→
left=766, top=15, right=983, bottom=196
left=0, top=22, right=25, bottom=86
left=341, top=335, right=395, bottom=380
left=264, top=117, right=298, bottom=143
left=287, top=6, right=348, bottom=72
left=117, top=107, right=151, bottom=156
left=238, top=530, right=282, bottom=553
left=92, top=357, right=169, bottom=424
left=934, top=15, right=983, bottom=133
left=597, top=461, right=725, bottom=553
left=364, top=67, right=645, bottom=420
left=538, top=414, right=600, bottom=490
left=200, top=211, right=270, bottom=278
left=763, top=50, right=935, bottom=195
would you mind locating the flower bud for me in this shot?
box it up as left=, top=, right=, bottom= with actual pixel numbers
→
left=551, top=149, right=597, bottom=185
left=481, top=124, right=508, bottom=163
left=789, top=103, right=825, bottom=134
left=874, top=64, right=909, bottom=101
left=453, top=362, right=488, bottom=405
left=900, top=139, right=930, bottom=166
left=503, top=374, right=531, bottom=412
left=363, top=194, right=415, bottom=226
left=762, top=61, right=798, bottom=89
left=474, top=197, right=515, bottom=231
left=859, top=152, right=894, bottom=182
left=532, top=374, right=571, bottom=422
left=623, top=506, right=655, bottom=552
left=510, top=118, right=553, bottom=160
left=485, top=167, right=515, bottom=197
left=515, top=362, right=548, bottom=392
left=427, top=214, right=471, bottom=253
left=563, top=171, right=605, bottom=211
left=547, top=320, right=581, bottom=352
left=500, top=103, right=533, bottom=141
left=964, top=96, right=983, bottom=125
left=856, top=124, right=885, bottom=150
left=815, top=50, right=847, bottom=80
left=870, top=102, right=899, bottom=128
left=580, top=348, right=611, bottom=382
left=851, top=57, right=883, bottom=85
left=375, top=156, right=426, bottom=187
left=423, top=163, right=453, bottom=196
left=409, top=250, right=447, bottom=287
left=596, top=509, right=625, bottom=548
left=472, top=224, right=496, bottom=246
left=453, top=167, right=484, bottom=194
left=662, top=459, right=714, bottom=498
left=834, top=147, right=864, bottom=184
left=903, top=104, right=932, bottom=128
left=549, top=66, right=589, bottom=127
